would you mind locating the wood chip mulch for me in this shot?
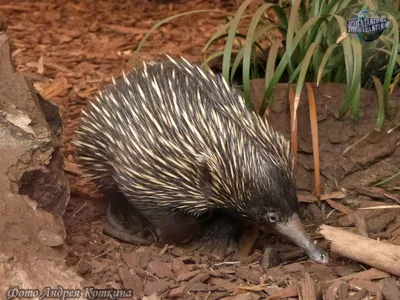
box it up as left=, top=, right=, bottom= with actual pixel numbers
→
left=1, top=0, right=400, bottom=299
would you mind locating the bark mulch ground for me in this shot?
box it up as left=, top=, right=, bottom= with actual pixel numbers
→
left=1, top=1, right=400, bottom=299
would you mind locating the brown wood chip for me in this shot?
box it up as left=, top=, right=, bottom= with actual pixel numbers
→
left=188, top=272, right=210, bottom=284
left=325, top=280, right=348, bottom=300
left=171, top=258, right=190, bottom=275
left=168, top=285, right=186, bottom=298
left=378, top=278, right=400, bottom=300
left=235, top=267, right=262, bottom=284
left=326, top=199, right=354, bottom=215
left=185, top=282, right=220, bottom=292
left=353, top=211, right=369, bottom=237
left=266, top=286, right=298, bottom=300
left=121, top=252, right=137, bottom=269
left=297, top=273, right=319, bottom=300
left=333, top=268, right=389, bottom=283
left=348, top=279, right=380, bottom=294
left=347, top=288, right=369, bottom=300
left=147, top=259, right=175, bottom=278
left=233, top=226, right=259, bottom=261
left=177, top=269, right=202, bottom=282
left=118, top=266, right=143, bottom=296
left=143, top=279, right=169, bottom=296
left=136, top=248, right=154, bottom=269
left=231, top=292, right=261, bottom=300
left=208, top=277, right=237, bottom=292
left=367, top=212, right=397, bottom=233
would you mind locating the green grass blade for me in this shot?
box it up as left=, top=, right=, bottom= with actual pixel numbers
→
left=367, top=0, right=376, bottom=10
left=242, top=2, right=277, bottom=111
left=320, top=1, right=340, bottom=15
left=383, top=15, right=399, bottom=114
left=374, top=170, right=400, bottom=187
left=285, top=0, right=302, bottom=75
left=269, top=5, right=288, bottom=37
left=300, top=2, right=309, bottom=33
left=203, top=22, right=232, bottom=54
left=265, top=40, right=283, bottom=93
left=317, top=44, right=338, bottom=84
left=203, top=31, right=264, bottom=72
left=202, top=51, right=234, bottom=69
left=133, top=9, right=230, bottom=65
left=350, top=37, right=362, bottom=120
left=391, top=72, right=400, bottom=93
left=307, top=17, right=328, bottom=48
left=260, top=16, right=321, bottom=115
left=230, top=24, right=277, bottom=84
left=331, top=15, right=357, bottom=118
left=337, top=0, right=357, bottom=14
left=310, top=0, right=321, bottom=17
left=371, top=76, right=385, bottom=130
left=230, top=49, right=245, bottom=84
left=222, top=0, right=254, bottom=83
left=306, top=17, right=328, bottom=77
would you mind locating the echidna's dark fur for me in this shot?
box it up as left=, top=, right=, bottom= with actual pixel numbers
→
left=75, top=56, right=299, bottom=245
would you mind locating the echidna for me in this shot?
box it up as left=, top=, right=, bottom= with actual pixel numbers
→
left=74, top=56, right=328, bottom=263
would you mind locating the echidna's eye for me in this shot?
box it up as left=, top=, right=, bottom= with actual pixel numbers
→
left=267, top=212, right=279, bottom=224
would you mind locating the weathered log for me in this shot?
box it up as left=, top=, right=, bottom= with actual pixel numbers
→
left=320, top=225, right=400, bottom=276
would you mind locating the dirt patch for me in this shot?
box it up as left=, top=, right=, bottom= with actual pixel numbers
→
left=0, top=33, right=81, bottom=292
left=251, top=80, right=400, bottom=193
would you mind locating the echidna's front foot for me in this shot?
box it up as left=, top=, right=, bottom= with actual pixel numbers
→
left=103, top=203, right=155, bottom=245
left=189, top=213, right=241, bottom=260
left=102, top=222, right=153, bottom=245
left=192, top=235, right=238, bottom=260
left=101, top=188, right=156, bottom=245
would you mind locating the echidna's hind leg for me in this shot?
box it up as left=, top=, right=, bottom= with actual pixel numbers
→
left=101, top=187, right=156, bottom=245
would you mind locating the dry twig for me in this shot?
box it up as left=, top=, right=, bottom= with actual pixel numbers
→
left=320, top=225, right=400, bottom=276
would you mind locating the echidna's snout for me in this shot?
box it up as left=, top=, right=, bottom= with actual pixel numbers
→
left=275, top=214, right=329, bottom=264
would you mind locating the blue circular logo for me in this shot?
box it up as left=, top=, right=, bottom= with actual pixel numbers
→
left=347, top=9, right=389, bottom=42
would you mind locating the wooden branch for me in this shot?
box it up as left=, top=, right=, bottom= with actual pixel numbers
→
left=319, top=225, right=400, bottom=276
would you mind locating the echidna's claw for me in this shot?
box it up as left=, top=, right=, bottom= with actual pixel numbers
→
left=187, top=214, right=240, bottom=260
left=102, top=222, right=153, bottom=245
left=188, top=237, right=238, bottom=260
left=103, top=201, right=155, bottom=245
